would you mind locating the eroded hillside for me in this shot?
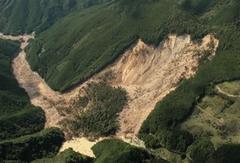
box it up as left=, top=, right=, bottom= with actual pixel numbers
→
left=101, top=34, right=219, bottom=136
left=10, top=33, right=218, bottom=156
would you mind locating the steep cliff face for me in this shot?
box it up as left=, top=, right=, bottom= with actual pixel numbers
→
left=102, top=34, right=219, bottom=136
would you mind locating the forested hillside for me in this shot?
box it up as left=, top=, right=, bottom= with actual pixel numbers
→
left=27, top=0, right=209, bottom=91
left=0, top=0, right=111, bottom=35
left=26, top=0, right=240, bottom=92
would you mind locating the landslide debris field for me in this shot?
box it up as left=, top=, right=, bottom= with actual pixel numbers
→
left=12, top=33, right=218, bottom=136
left=2, top=33, right=218, bottom=156
left=107, top=34, right=219, bottom=136
left=1, top=0, right=240, bottom=162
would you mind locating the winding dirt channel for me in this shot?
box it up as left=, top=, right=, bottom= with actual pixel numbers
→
left=1, top=33, right=104, bottom=157
left=1, top=33, right=65, bottom=128
left=0, top=33, right=219, bottom=157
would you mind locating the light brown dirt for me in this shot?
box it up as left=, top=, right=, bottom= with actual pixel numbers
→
left=60, top=137, right=102, bottom=157
left=8, top=34, right=65, bottom=128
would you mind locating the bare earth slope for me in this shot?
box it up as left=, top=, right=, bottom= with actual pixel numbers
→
left=105, top=34, right=219, bottom=137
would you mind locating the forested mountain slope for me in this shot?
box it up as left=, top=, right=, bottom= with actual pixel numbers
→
left=27, top=0, right=207, bottom=91
left=26, top=0, right=240, bottom=92
left=0, top=0, right=111, bottom=35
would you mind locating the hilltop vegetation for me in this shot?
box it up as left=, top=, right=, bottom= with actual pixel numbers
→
left=25, top=0, right=240, bottom=92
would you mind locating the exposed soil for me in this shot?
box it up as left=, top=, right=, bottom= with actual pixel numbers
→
left=60, top=137, right=101, bottom=157
left=100, top=34, right=219, bottom=137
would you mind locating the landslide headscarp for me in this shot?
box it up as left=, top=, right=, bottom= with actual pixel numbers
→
left=100, top=34, right=219, bottom=136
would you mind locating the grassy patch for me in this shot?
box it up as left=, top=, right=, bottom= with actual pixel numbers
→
left=218, top=81, right=240, bottom=96
left=182, top=83, right=240, bottom=148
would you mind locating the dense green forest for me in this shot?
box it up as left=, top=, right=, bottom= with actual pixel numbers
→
left=0, top=0, right=111, bottom=35
left=92, top=139, right=168, bottom=163
left=0, top=128, right=64, bottom=162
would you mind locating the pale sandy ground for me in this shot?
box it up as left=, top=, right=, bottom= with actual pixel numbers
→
left=60, top=136, right=145, bottom=157
left=60, top=137, right=101, bottom=157
left=0, top=33, right=218, bottom=157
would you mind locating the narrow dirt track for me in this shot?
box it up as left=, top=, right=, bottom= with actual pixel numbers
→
left=216, top=86, right=240, bottom=98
